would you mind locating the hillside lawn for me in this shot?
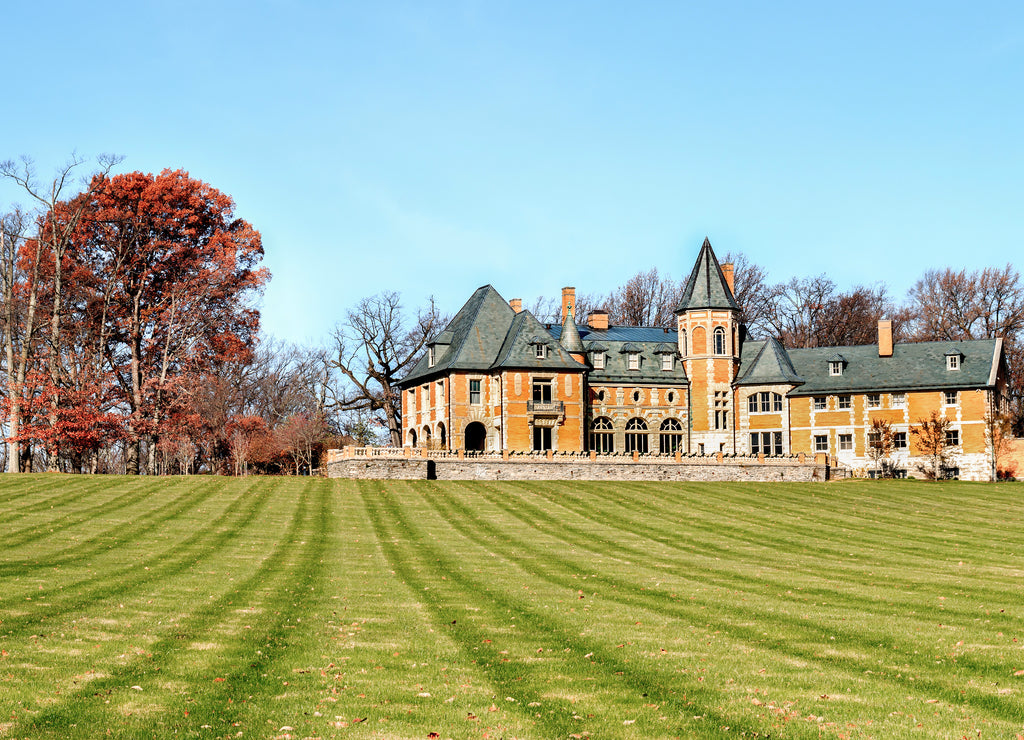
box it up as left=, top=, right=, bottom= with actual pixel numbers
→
left=0, top=477, right=1022, bottom=739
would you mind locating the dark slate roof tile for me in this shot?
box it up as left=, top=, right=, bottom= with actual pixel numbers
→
left=674, top=237, right=739, bottom=313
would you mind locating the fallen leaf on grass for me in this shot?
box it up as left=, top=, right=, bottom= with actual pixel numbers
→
left=213, top=678, right=226, bottom=683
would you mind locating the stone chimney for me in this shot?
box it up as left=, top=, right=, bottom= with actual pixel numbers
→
left=878, top=319, right=893, bottom=357
left=587, top=310, right=609, bottom=331
left=721, top=262, right=735, bottom=296
left=561, top=287, right=576, bottom=324
left=509, top=298, right=522, bottom=314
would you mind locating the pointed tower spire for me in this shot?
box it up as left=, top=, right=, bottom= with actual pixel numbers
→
left=674, top=237, right=739, bottom=313
left=559, top=301, right=585, bottom=354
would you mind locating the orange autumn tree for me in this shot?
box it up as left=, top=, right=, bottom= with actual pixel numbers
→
left=71, top=170, right=269, bottom=474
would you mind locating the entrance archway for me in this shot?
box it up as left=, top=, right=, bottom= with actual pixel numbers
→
left=464, top=422, right=487, bottom=452
left=437, top=422, right=446, bottom=448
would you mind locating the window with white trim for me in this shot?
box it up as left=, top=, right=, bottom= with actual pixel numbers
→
left=592, top=352, right=605, bottom=369
left=469, top=379, right=481, bottom=405
left=829, top=361, right=843, bottom=376
left=428, top=345, right=435, bottom=367
left=661, top=354, right=673, bottom=371
left=628, top=352, right=640, bottom=370
left=813, top=396, right=827, bottom=411
left=947, top=354, right=960, bottom=371
left=893, top=432, right=907, bottom=449
left=945, top=429, right=960, bottom=447
left=867, top=393, right=880, bottom=408
left=750, top=431, right=783, bottom=456
left=838, top=434, right=853, bottom=451
left=713, top=327, right=726, bottom=355
left=838, top=395, right=852, bottom=410
left=814, top=434, right=828, bottom=453
left=890, top=392, right=906, bottom=407
left=944, top=390, right=958, bottom=405
left=535, top=344, right=546, bottom=359
left=714, top=391, right=729, bottom=430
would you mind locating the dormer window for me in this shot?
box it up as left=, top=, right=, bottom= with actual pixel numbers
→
left=592, top=352, right=605, bottom=369
left=661, top=354, right=673, bottom=371
left=947, top=354, right=960, bottom=370
left=828, top=353, right=846, bottom=376
left=428, top=345, right=435, bottom=367
left=628, top=352, right=640, bottom=370
left=535, top=344, right=546, bottom=359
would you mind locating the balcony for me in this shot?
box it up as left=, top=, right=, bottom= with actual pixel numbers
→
left=527, top=400, right=564, bottom=414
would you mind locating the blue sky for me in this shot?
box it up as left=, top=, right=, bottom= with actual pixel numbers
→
left=2, top=2, right=1022, bottom=344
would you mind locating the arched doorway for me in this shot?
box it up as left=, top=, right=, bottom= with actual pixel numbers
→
left=464, top=422, right=487, bottom=452
left=437, top=422, right=446, bottom=449
left=408, top=429, right=417, bottom=447
left=422, top=425, right=432, bottom=448
left=625, top=417, right=649, bottom=454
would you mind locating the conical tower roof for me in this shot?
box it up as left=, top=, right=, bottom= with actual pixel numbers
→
left=674, top=237, right=740, bottom=313
left=559, top=304, right=585, bottom=354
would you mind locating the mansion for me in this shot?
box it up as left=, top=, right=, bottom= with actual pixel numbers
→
left=399, top=239, right=1007, bottom=480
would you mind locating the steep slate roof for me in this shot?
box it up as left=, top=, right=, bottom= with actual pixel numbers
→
left=736, top=337, right=804, bottom=386
left=785, top=339, right=1001, bottom=395
left=401, top=285, right=515, bottom=385
left=492, top=310, right=587, bottom=371
left=550, top=325, right=688, bottom=385
left=674, top=237, right=740, bottom=313
left=559, top=306, right=585, bottom=353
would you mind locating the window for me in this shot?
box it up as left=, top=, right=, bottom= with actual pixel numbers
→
left=747, top=394, right=758, bottom=414
left=628, top=352, right=640, bottom=370
left=829, top=361, right=843, bottom=376
left=535, top=344, right=547, bottom=359
left=592, top=352, right=605, bottom=369
left=667, top=391, right=675, bottom=404
left=632, top=390, right=641, bottom=403
left=595, top=389, right=605, bottom=402
left=661, top=354, right=673, bottom=371
left=680, top=329, right=687, bottom=356
left=589, top=417, right=614, bottom=453
left=944, top=390, right=958, bottom=405
left=814, top=434, right=828, bottom=453
left=428, top=345, right=435, bottom=367
left=750, top=431, right=783, bottom=456
left=867, top=394, right=880, bottom=408
left=893, top=432, right=907, bottom=449
left=749, top=392, right=784, bottom=413
left=947, top=354, right=960, bottom=371
left=945, top=429, right=960, bottom=447
left=469, top=379, right=481, bottom=405
left=532, top=426, right=552, bottom=451
left=624, top=418, right=649, bottom=453
left=891, top=392, right=906, bottom=407
left=814, top=396, right=827, bottom=411
left=773, top=393, right=783, bottom=412
left=713, top=327, right=726, bottom=355
left=839, top=434, right=853, bottom=451
left=838, top=395, right=851, bottom=410
left=532, top=380, right=552, bottom=404
left=659, top=418, right=683, bottom=454
left=714, top=391, right=729, bottom=430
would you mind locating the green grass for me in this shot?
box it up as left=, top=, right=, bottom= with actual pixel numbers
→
left=1, top=476, right=1023, bottom=739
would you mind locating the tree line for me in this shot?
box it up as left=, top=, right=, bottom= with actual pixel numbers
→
left=4, top=157, right=1019, bottom=474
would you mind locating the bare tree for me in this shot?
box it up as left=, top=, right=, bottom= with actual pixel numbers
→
left=326, top=292, right=443, bottom=446
left=911, top=411, right=953, bottom=480
left=867, top=418, right=895, bottom=477
left=721, top=251, right=773, bottom=337
left=602, top=268, right=681, bottom=328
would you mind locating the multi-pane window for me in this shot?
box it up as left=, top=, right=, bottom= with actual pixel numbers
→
left=944, top=390, right=958, bottom=405
left=532, top=381, right=552, bottom=404
left=589, top=417, right=614, bottom=453
left=814, top=434, right=828, bottom=453
left=867, top=394, right=880, bottom=408
left=713, top=327, right=726, bottom=355
left=535, top=344, right=546, bottom=359
left=750, top=431, right=783, bottom=456
left=714, top=391, right=729, bottom=430
left=748, top=392, right=784, bottom=413
left=624, top=418, right=649, bottom=453
left=680, top=329, right=687, bottom=356
left=838, top=395, right=852, bottom=410
left=469, top=379, right=481, bottom=405
left=428, top=346, right=435, bottom=367
left=839, top=434, right=853, bottom=451
left=947, top=354, right=960, bottom=371
left=628, top=352, right=640, bottom=370
left=890, top=392, right=906, bottom=407
left=659, top=419, right=683, bottom=454
left=945, top=429, right=960, bottom=447
left=532, top=426, right=552, bottom=451
left=829, top=361, right=843, bottom=376
left=893, top=432, right=907, bottom=449
left=661, top=354, right=673, bottom=371
left=814, top=396, right=827, bottom=410
left=592, top=352, right=605, bottom=369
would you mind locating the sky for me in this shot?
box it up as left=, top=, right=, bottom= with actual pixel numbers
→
left=1, top=1, right=1022, bottom=345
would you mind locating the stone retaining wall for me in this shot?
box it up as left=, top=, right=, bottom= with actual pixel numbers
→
left=326, top=455, right=828, bottom=482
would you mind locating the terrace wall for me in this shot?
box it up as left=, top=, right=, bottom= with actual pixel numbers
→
left=324, top=448, right=829, bottom=482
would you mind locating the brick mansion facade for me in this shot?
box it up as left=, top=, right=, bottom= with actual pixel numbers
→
left=399, top=239, right=1008, bottom=480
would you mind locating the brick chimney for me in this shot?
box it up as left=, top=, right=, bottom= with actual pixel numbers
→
left=561, top=287, right=576, bottom=324
left=509, top=298, right=522, bottom=314
left=721, top=262, right=735, bottom=295
left=878, top=319, right=893, bottom=357
left=587, top=310, right=609, bottom=330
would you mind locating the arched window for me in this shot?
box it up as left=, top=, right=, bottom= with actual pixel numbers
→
left=437, top=422, right=446, bottom=448
left=624, top=417, right=649, bottom=454
left=408, top=429, right=417, bottom=447
left=680, top=329, right=687, bottom=356
left=713, top=326, right=726, bottom=355
left=589, top=417, right=614, bottom=453
left=422, top=425, right=432, bottom=449
left=659, top=418, right=683, bottom=454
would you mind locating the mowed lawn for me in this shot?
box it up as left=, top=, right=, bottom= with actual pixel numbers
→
left=0, top=477, right=1023, bottom=739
